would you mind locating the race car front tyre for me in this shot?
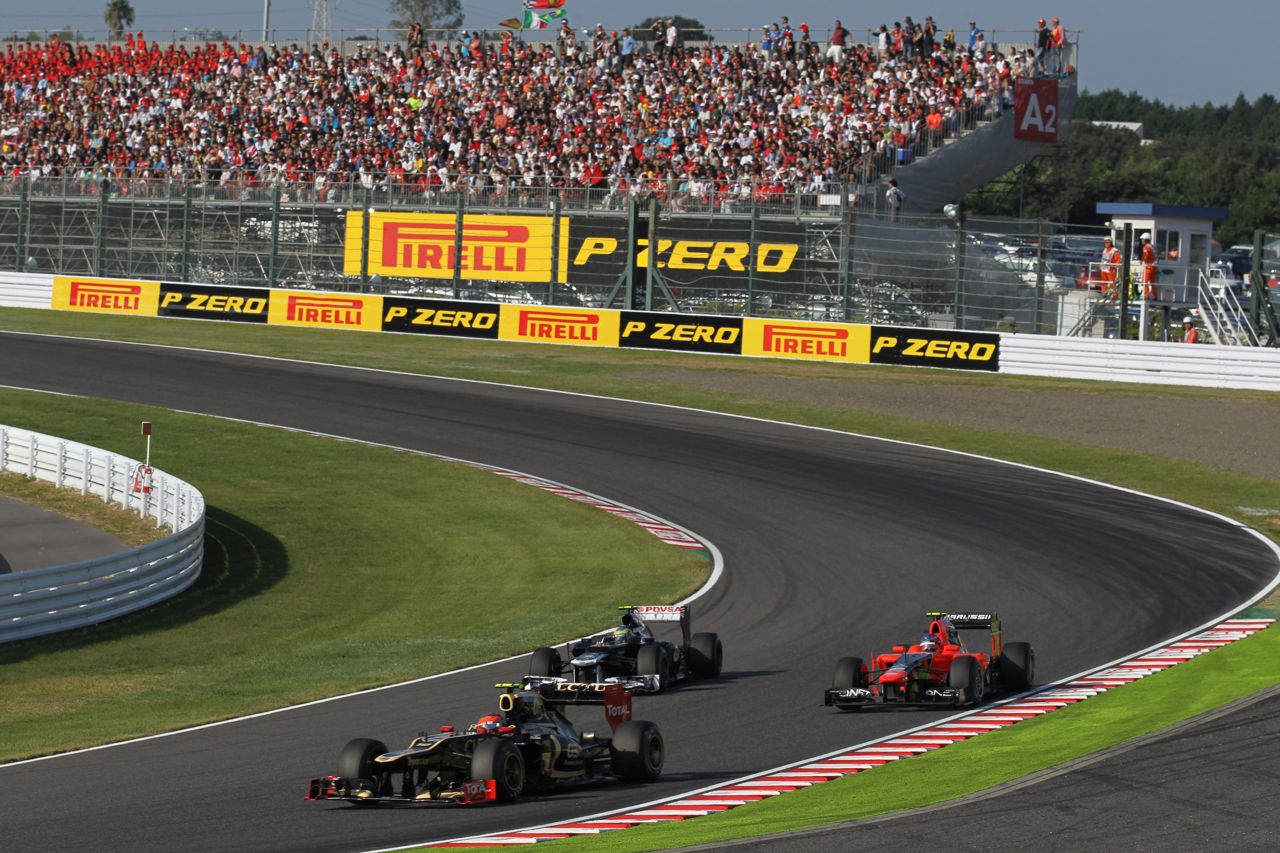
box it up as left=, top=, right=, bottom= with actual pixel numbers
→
left=337, top=738, right=390, bottom=804
left=832, top=656, right=868, bottom=710
left=636, top=644, right=669, bottom=690
left=529, top=646, right=562, bottom=678
left=999, top=642, right=1035, bottom=692
left=471, top=738, right=526, bottom=801
left=610, top=720, right=665, bottom=783
left=689, top=632, right=724, bottom=678
left=948, top=656, right=983, bottom=705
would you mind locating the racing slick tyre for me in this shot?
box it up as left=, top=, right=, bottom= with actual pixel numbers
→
left=471, top=738, right=526, bottom=802
left=337, top=738, right=390, bottom=804
left=529, top=646, right=562, bottom=679
left=636, top=644, right=670, bottom=691
left=610, top=720, right=665, bottom=783
left=689, top=632, right=724, bottom=678
left=337, top=738, right=387, bottom=780
left=832, top=656, right=869, bottom=711
left=999, top=642, right=1035, bottom=692
left=948, top=656, right=983, bottom=706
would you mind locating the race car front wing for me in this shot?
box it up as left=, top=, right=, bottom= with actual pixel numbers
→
left=306, top=775, right=497, bottom=806
left=823, top=685, right=965, bottom=707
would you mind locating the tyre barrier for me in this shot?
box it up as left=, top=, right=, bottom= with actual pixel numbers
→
left=0, top=425, right=205, bottom=643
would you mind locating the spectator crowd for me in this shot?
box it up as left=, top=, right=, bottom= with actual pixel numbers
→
left=0, top=18, right=1066, bottom=204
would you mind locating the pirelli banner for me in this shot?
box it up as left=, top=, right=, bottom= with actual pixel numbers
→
left=50, top=276, right=998, bottom=371
left=342, top=210, right=807, bottom=291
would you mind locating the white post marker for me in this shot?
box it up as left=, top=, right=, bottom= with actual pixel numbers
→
left=132, top=421, right=153, bottom=495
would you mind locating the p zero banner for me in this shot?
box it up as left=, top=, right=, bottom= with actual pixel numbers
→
left=48, top=275, right=1000, bottom=372
left=381, top=297, right=500, bottom=339
left=344, top=212, right=569, bottom=284
left=344, top=211, right=812, bottom=293
left=868, top=326, right=1000, bottom=371
left=158, top=281, right=270, bottom=323
left=52, top=276, right=160, bottom=316
left=1013, top=77, right=1059, bottom=143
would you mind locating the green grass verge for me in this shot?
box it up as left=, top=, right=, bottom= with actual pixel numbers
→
left=0, top=389, right=707, bottom=761
left=2, top=308, right=1279, bottom=847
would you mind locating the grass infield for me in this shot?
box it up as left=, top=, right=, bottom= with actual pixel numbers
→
left=1, top=308, right=1278, bottom=848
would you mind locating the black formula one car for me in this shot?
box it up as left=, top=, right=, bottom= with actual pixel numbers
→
left=823, top=611, right=1035, bottom=710
left=306, top=681, right=662, bottom=806
left=527, top=604, right=723, bottom=693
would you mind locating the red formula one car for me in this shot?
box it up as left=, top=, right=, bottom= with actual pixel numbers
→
left=823, top=611, right=1034, bottom=710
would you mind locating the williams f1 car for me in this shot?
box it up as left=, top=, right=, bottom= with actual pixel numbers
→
left=823, top=611, right=1034, bottom=710
left=306, top=681, right=662, bottom=806
left=527, top=604, right=723, bottom=692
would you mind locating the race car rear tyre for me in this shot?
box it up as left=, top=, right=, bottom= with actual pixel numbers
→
left=948, top=656, right=982, bottom=705
left=529, top=646, right=562, bottom=678
left=471, top=738, right=525, bottom=802
left=689, top=632, right=723, bottom=678
left=636, top=644, right=669, bottom=691
left=832, top=656, right=868, bottom=711
left=1000, top=642, right=1035, bottom=692
left=337, top=737, right=388, bottom=780
left=610, top=720, right=664, bottom=783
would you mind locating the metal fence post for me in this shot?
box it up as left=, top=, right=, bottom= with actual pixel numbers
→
left=180, top=183, right=193, bottom=282
left=838, top=185, right=850, bottom=320
left=645, top=197, right=658, bottom=311
left=15, top=178, right=28, bottom=272
left=94, top=178, right=109, bottom=275
left=1119, top=223, right=1133, bottom=340
left=452, top=192, right=465, bottom=299
left=359, top=187, right=372, bottom=291
left=268, top=184, right=282, bottom=288
left=1033, top=219, right=1046, bottom=333
left=746, top=204, right=758, bottom=316
left=549, top=194, right=562, bottom=304
left=952, top=215, right=967, bottom=329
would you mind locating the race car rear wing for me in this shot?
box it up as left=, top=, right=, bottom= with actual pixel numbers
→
left=621, top=604, right=691, bottom=647
left=926, top=611, right=1002, bottom=656
left=498, top=679, right=633, bottom=729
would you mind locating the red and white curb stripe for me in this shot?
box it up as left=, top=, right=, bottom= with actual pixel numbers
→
left=422, top=618, right=1273, bottom=848
left=475, top=466, right=706, bottom=550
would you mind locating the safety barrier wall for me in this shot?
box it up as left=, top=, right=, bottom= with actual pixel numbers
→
left=0, top=424, right=205, bottom=642
left=1, top=272, right=1277, bottom=391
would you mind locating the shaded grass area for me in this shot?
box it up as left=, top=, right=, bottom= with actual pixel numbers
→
left=3, top=309, right=1280, bottom=846
left=0, top=471, right=165, bottom=547
left=0, top=389, right=707, bottom=761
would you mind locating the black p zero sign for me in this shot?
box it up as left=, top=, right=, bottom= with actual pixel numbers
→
left=157, top=282, right=269, bottom=322
left=869, top=327, right=1000, bottom=371
left=618, top=311, right=744, bottom=354
left=380, top=297, right=500, bottom=339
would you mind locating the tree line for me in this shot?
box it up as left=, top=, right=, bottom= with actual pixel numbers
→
left=967, top=90, right=1280, bottom=246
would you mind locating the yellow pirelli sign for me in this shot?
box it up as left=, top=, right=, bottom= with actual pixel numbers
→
left=344, top=212, right=571, bottom=283
left=498, top=305, right=620, bottom=348
left=742, top=318, right=872, bottom=363
left=52, top=276, right=161, bottom=316
left=266, top=290, right=383, bottom=331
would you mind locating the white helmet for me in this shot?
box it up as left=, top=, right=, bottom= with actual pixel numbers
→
left=1140, top=232, right=1151, bottom=240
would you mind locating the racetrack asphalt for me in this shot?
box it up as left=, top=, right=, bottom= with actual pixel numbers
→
left=0, top=495, right=126, bottom=573
left=0, top=332, right=1276, bottom=853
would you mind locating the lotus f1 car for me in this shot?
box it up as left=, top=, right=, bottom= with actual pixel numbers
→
left=527, top=604, right=723, bottom=693
left=306, top=681, right=662, bottom=806
left=823, top=611, right=1035, bottom=710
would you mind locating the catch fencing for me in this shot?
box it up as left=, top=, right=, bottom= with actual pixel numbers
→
left=0, top=425, right=205, bottom=642
left=0, top=176, right=1109, bottom=336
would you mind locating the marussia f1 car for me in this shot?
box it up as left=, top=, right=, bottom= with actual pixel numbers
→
left=823, top=611, right=1035, bottom=710
left=306, top=681, right=662, bottom=806
left=527, top=604, right=723, bottom=693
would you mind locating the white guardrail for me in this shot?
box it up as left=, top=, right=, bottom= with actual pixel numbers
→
left=1, top=271, right=1277, bottom=390
left=0, top=425, right=205, bottom=642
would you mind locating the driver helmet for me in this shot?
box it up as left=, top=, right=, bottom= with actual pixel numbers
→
left=474, top=713, right=501, bottom=734
left=919, top=633, right=941, bottom=652
left=611, top=625, right=632, bottom=641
